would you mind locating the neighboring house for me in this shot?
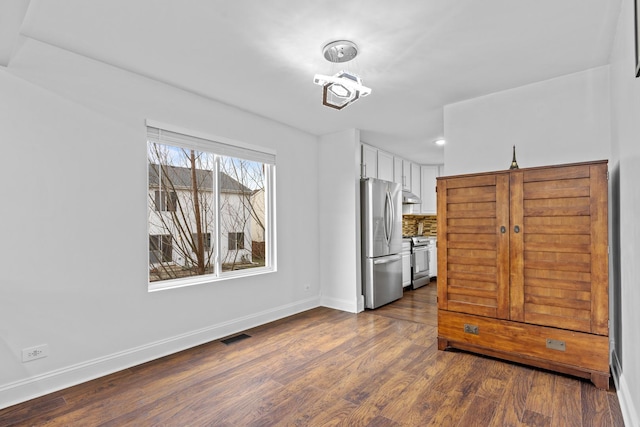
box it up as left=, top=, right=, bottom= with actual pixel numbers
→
left=250, top=188, right=265, bottom=243
left=250, top=188, right=266, bottom=260
left=148, top=163, right=255, bottom=277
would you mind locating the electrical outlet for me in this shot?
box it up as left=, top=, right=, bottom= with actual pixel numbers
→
left=22, top=344, right=49, bottom=362
left=304, top=284, right=310, bottom=291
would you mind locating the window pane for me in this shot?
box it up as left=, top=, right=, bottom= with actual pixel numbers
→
left=167, top=191, right=178, bottom=212
left=149, top=235, right=161, bottom=264
left=219, top=156, right=266, bottom=272
left=227, top=232, right=236, bottom=251
left=148, top=143, right=216, bottom=282
left=192, top=232, right=211, bottom=250
left=236, top=232, right=245, bottom=250
left=147, top=125, right=275, bottom=288
left=154, top=190, right=162, bottom=211
left=153, top=190, right=178, bottom=211
left=160, top=235, right=173, bottom=262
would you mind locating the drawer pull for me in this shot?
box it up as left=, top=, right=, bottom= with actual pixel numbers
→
left=546, top=339, right=566, bottom=351
left=464, top=324, right=479, bottom=335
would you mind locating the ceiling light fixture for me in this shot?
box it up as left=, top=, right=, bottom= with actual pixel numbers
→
left=313, top=40, right=371, bottom=110
left=434, top=139, right=446, bottom=146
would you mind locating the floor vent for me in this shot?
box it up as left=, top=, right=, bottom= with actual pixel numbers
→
left=220, top=333, right=251, bottom=345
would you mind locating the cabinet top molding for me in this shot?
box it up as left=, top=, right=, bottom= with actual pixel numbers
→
left=437, top=159, right=608, bottom=180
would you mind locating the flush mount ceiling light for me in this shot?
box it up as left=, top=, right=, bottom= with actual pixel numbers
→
left=313, top=40, right=371, bottom=110
left=434, top=139, right=446, bottom=146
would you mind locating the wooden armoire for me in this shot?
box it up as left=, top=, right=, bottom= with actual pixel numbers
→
left=436, top=160, right=609, bottom=389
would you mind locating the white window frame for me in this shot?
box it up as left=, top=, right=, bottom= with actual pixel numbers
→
left=146, top=120, right=277, bottom=292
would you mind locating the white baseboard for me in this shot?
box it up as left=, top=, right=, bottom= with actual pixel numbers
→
left=0, top=296, right=321, bottom=411
left=616, top=374, right=639, bottom=427
left=611, top=349, right=639, bottom=427
left=320, top=295, right=359, bottom=313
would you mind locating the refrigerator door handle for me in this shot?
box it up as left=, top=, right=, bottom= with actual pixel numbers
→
left=373, top=255, right=402, bottom=264
left=384, top=190, right=394, bottom=245
left=389, top=190, right=395, bottom=242
left=384, top=191, right=390, bottom=244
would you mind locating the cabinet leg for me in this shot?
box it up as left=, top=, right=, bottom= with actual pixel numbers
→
left=437, top=337, right=449, bottom=351
left=591, top=372, right=610, bottom=390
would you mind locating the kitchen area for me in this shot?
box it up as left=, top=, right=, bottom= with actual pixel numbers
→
left=402, top=215, right=437, bottom=290
left=360, top=142, right=442, bottom=308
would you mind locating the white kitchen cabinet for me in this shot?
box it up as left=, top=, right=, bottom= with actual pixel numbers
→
left=429, top=242, right=437, bottom=278
left=409, top=163, right=421, bottom=213
left=393, top=157, right=403, bottom=186
left=361, top=144, right=377, bottom=178
left=393, top=157, right=412, bottom=190
left=403, top=160, right=412, bottom=190
left=377, top=150, right=394, bottom=182
left=402, top=240, right=411, bottom=287
left=368, top=151, right=443, bottom=215
left=420, top=165, right=440, bottom=214
left=402, top=253, right=411, bottom=287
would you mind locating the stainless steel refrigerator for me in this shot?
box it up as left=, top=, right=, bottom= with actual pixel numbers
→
left=361, top=178, right=403, bottom=309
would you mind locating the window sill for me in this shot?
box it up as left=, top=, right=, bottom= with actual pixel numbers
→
left=148, top=266, right=276, bottom=292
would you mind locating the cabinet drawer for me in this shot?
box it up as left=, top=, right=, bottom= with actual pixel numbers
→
left=438, top=310, right=609, bottom=374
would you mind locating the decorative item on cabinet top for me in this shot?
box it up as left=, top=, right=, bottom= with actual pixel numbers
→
left=509, top=145, right=519, bottom=169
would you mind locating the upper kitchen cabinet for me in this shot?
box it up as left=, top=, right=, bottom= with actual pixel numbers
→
left=410, top=163, right=421, bottom=212
left=377, top=150, right=394, bottom=182
left=419, top=165, right=442, bottom=214
left=394, top=157, right=403, bottom=187
left=403, top=160, right=412, bottom=190
left=393, top=157, right=412, bottom=190
left=399, top=160, right=424, bottom=214
left=361, top=144, right=395, bottom=181
left=361, top=144, right=378, bottom=179
left=362, top=146, right=442, bottom=215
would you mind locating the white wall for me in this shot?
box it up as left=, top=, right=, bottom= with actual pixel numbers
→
left=0, top=38, right=321, bottom=408
left=443, top=67, right=611, bottom=175
left=318, top=129, right=363, bottom=313
left=609, top=0, right=640, bottom=424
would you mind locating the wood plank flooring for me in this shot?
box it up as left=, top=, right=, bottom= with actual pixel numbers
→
left=0, top=282, right=624, bottom=426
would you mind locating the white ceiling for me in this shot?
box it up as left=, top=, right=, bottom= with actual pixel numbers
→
left=1, top=0, right=622, bottom=163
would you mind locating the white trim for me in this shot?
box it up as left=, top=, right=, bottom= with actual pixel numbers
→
left=0, top=297, right=320, bottom=411
left=611, top=349, right=639, bottom=427
left=265, top=165, right=277, bottom=270
left=146, top=122, right=277, bottom=292
left=146, top=119, right=276, bottom=158
left=147, top=126, right=275, bottom=164
left=616, top=374, right=639, bottom=427
left=148, top=266, right=276, bottom=292
left=611, top=347, right=622, bottom=385
left=320, top=295, right=359, bottom=313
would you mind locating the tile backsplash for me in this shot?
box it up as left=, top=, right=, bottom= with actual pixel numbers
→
left=402, top=215, right=437, bottom=237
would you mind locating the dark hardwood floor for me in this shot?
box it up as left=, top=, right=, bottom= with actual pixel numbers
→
left=0, top=282, right=624, bottom=426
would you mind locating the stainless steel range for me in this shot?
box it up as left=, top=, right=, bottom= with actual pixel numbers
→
left=409, top=235, right=437, bottom=289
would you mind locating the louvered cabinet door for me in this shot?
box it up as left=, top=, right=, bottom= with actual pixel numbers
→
left=437, top=173, right=510, bottom=319
left=509, top=163, right=608, bottom=335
